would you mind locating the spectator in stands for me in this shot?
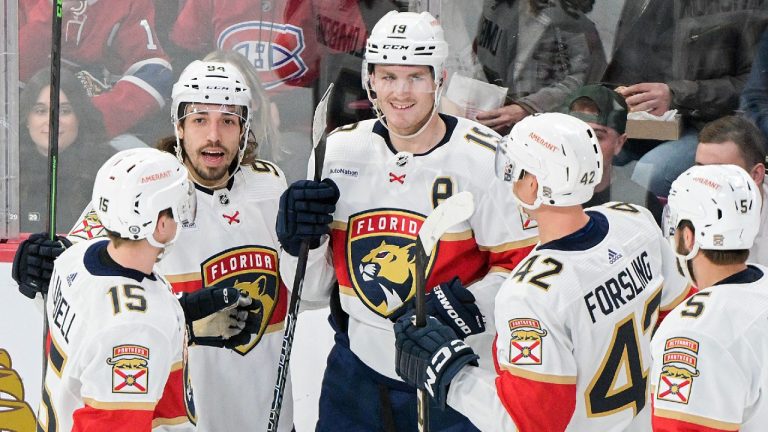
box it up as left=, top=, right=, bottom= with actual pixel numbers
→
left=741, top=29, right=768, bottom=145
left=202, top=50, right=279, bottom=164
left=19, top=68, right=116, bottom=233
left=604, top=0, right=768, bottom=197
left=474, top=0, right=606, bottom=135
left=694, top=115, right=768, bottom=266
left=19, top=0, right=173, bottom=141
left=566, top=84, right=664, bottom=225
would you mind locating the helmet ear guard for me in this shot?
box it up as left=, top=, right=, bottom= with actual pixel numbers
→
left=495, top=113, right=603, bottom=210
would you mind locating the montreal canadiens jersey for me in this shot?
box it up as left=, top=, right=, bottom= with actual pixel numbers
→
left=19, top=0, right=172, bottom=137
left=68, top=161, right=294, bottom=431
left=651, top=265, right=768, bottom=431
left=448, top=203, right=692, bottom=432
left=282, top=115, right=539, bottom=380
left=170, top=0, right=366, bottom=92
left=39, top=239, right=191, bottom=432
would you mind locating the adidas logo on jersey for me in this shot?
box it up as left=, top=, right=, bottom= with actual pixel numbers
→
left=66, top=272, right=78, bottom=286
left=608, top=249, right=623, bottom=264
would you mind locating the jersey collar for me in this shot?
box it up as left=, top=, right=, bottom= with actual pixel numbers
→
left=84, top=240, right=157, bottom=282
left=713, top=265, right=764, bottom=286
left=537, top=211, right=609, bottom=252
left=373, top=113, right=458, bottom=156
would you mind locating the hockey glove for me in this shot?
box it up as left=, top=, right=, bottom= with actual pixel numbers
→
left=12, top=232, right=71, bottom=299
left=395, top=315, right=479, bottom=410
left=178, top=287, right=261, bottom=349
left=276, top=178, right=340, bottom=256
left=389, top=277, right=485, bottom=339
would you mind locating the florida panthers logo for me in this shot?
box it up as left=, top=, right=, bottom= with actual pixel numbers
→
left=201, top=246, right=281, bottom=355
left=347, top=210, right=436, bottom=318
left=218, top=21, right=308, bottom=90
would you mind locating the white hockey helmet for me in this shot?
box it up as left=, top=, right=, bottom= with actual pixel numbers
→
left=92, top=148, right=196, bottom=248
left=495, top=113, right=602, bottom=209
left=664, top=164, right=761, bottom=255
left=171, top=60, right=252, bottom=165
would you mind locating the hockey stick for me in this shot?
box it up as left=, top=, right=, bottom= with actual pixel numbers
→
left=267, top=83, right=334, bottom=432
left=414, top=191, right=475, bottom=432
left=40, top=0, right=64, bottom=398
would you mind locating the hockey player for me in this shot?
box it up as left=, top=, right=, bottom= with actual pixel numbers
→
left=19, top=0, right=173, bottom=137
left=394, top=112, right=694, bottom=431
left=694, top=115, right=768, bottom=266
left=651, top=164, right=767, bottom=431
left=276, top=11, right=538, bottom=430
left=38, top=147, right=197, bottom=431
left=14, top=60, right=307, bottom=430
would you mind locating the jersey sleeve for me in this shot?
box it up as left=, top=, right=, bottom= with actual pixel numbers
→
left=92, top=0, right=173, bottom=137
left=169, top=0, right=215, bottom=53
left=67, top=206, right=108, bottom=244
left=278, top=240, right=337, bottom=303
left=493, top=283, right=578, bottom=432
left=651, top=331, right=749, bottom=432
left=73, top=322, right=180, bottom=431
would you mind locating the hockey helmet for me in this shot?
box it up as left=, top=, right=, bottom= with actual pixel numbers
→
left=664, top=164, right=761, bottom=255
left=92, top=148, right=196, bottom=248
left=495, top=113, right=602, bottom=209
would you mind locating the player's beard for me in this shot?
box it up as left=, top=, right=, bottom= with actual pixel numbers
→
left=186, top=146, right=237, bottom=187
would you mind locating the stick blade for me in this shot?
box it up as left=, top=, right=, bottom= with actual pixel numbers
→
left=312, top=83, right=335, bottom=149
left=418, top=191, right=475, bottom=253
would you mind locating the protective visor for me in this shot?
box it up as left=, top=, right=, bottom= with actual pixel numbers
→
left=494, top=137, right=524, bottom=183
left=173, top=180, right=197, bottom=229
left=661, top=204, right=677, bottom=241
left=178, top=103, right=247, bottom=124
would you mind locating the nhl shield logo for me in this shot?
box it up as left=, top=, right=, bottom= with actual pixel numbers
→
left=508, top=318, right=548, bottom=365
left=657, top=337, right=700, bottom=404
left=347, top=210, right=436, bottom=318
left=218, top=21, right=308, bottom=90
left=201, top=246, right=280, bottom=355
left=107, top=345, right=150, bottom=394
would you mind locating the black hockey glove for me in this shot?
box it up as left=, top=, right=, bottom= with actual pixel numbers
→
left=276, top=178, right=339, bottom=256
left=394, top=315, right=479, bottom=410
left=178, top=287, right=261, bottom=349
left=12, top=232, right=71, bottom=299
left=389, top=277, right=485, bottom=339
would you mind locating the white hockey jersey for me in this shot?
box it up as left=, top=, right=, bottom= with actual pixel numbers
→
left=39, top=239, right=191, bottom=432
left=68, top=161, right=294, bottom=432
left=282, top=115, right=539, bottom=379
left=447, top=203, right=692, bottom=432
left=651, top=265, right=768, bottom=431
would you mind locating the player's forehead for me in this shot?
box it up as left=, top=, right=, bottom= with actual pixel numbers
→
left=183, top=103, right=242, bottom=117
left=373, top=64, right=431, bottom=76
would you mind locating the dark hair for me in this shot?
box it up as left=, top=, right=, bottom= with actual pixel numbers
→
left=677, top=220, right=750, bottom=265
left=698, top=116, right=767, bottom=168
left=20, top=67, right=107, bottom=147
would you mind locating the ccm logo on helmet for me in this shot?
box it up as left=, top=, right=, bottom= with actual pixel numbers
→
left=528, top=132, right=558, bottom=152
left=382, top=44, right=409, bottom=50
left=141, top=170, right=172, bottom=184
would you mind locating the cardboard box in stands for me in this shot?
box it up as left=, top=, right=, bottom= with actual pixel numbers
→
left=625, top=114, right=683, bottom=140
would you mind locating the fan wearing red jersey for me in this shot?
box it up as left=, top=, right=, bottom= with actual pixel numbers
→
left=19, top=0, right=173, bottom=137
left=395, top=112, right=693, bottom=431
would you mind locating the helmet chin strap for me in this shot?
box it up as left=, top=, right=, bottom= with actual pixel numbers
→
left=367, top=77, right=444, bottom=141
left=173, top=122, right=251, bottom=190
left=672, top=238, right=700, bottom=286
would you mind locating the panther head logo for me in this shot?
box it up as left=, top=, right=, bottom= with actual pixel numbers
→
left=358, top=240, right=416, bottom=315
left=233, top=275, right=274, bottom=335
